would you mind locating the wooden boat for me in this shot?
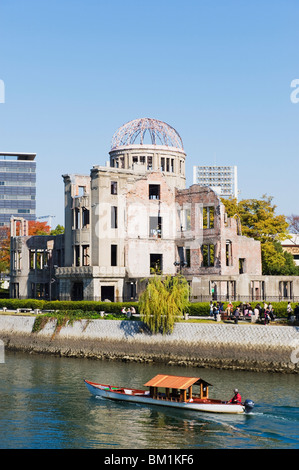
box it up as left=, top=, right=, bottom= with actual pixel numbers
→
left=84, top=374, right=255, bottom=414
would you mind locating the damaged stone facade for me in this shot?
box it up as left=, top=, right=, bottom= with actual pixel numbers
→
left=9, top=118, right=299, bottom=302
left=10, top=217, right=64, bottom=300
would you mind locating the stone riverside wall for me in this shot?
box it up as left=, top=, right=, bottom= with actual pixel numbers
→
left=0, top=315, right=298, bottom=373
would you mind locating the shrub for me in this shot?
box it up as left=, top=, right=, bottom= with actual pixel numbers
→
left=0, top=298, right=138, bottom=313
left=188, top=302, right=211, bottom=316
left=0, top=297, right=295, bottom=320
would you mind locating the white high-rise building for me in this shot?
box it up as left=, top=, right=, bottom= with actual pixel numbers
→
left=193, top=165, right=238, bottom=200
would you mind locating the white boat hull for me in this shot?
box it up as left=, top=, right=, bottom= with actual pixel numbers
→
left=84, top=380, right=246, bottom=414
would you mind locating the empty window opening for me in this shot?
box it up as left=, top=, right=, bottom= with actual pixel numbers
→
left=82, top=245, right=90, bottom=266
left=78, top=186, right=85, bottom=197
left=226, top=241, right=232, bottom=266
left=202, top=244, right=215, bottom=267
left=72, top=282, right=83, bottom=301
left=185, top=248, right=191, bottom=267
left=111, top=206, right=118, bottom=229
left=82, top=208, right=89, bottom=227
left=75, top=245, right=80, bottom=266
left=203, top=206, right=215, bottom=229
left=101, top=285, right=115, bottom=302
left=111, top=181, right=118, bottom=195
left=149, top=216, right=162, bottom=238
left=150, top=253, right=163, bottom=274
left=239, top=258, right=245, bottom=274
left=74, top=208, right=80, bottom=229
left=149, top=184, right=160, bottom=200
left=111, top=244, right=117, bottom=266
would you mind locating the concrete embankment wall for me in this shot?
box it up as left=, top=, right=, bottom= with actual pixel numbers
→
left=0, top=315, right=298, bottom=373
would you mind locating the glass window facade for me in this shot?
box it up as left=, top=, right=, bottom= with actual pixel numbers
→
left=0, top=155, right=36, bottom=226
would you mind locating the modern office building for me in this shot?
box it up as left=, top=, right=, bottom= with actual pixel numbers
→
left=0, top=152, right=36, bottom=226
left=193, top=165, right=238, bottom=200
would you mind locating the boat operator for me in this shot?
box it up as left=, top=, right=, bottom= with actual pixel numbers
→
left=228, top=389, right=242, bottom=404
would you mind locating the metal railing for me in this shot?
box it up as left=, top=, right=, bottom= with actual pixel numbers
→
left=189, top=295, right=299, bottom=303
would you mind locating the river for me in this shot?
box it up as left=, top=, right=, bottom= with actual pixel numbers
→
left=0, top=351, right=298, bottom=450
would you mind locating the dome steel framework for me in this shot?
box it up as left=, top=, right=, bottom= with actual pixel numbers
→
left=111, top=118, right=184, bottom=151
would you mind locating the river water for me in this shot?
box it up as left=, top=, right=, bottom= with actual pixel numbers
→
left=0, top=351, right=298, bottom=450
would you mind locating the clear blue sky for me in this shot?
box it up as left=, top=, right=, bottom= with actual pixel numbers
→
left=0, top=0, right=299, bottom=227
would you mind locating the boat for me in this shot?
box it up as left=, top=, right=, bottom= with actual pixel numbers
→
left=84, top=374, right=255, bottom=414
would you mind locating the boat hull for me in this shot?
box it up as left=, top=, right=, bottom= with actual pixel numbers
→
left=84, top=380, right=246, bottom=414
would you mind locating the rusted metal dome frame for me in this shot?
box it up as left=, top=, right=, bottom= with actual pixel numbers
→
left=111, top=118, right=184, bottom=151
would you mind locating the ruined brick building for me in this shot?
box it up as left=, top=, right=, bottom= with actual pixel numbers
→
left=9, top=118, right=299, bottom=301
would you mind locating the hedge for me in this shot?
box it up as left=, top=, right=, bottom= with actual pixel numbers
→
left=0, top=298, right=296, bottom=318
left=0, top=298, right=139, bottom=314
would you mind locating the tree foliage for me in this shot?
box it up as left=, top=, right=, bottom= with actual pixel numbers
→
left=0, top=226, right=10, bottom=273
left=139, top=274, right=190, bottom=334
left=287, top=214, right=299, bottom=234
left=221, top=195, right=298, bottom=275
left=50, top=224, right=65, bottom=235
left=28, top=221, right=51, bottom=235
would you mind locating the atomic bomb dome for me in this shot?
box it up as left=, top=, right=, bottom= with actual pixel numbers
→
left=111, top=118, right=184, bottom=151
left=109, top=118, right=186, bottom=190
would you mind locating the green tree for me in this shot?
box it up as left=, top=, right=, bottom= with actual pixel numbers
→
left=221, top=195, right=298, bottom=275
left=139, top=274, right=190, bottom=334
left=50, top=225, right=65, bottom=235
left=262, top=241, right=299, bottom=275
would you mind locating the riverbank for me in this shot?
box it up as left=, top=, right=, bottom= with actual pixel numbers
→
left=0, top=314, right=298, bottom=373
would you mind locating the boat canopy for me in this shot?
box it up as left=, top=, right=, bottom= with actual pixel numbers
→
left=144, top=374, right=212, bottom=390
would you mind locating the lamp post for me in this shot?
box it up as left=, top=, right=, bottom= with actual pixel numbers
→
left=174, top=260, right=187, bottom=274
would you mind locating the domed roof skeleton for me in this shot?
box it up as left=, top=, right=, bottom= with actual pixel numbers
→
left=111, top=118, right=184, bottom=151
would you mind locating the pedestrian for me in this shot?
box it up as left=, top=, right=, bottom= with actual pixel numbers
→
left=213, top=303, right=219, bottom=320
left=268, top=302, right=275, bottom=321
left=287, top=302, right=293, bottom=320
left=234, top=307, right=240, bottom=324
left=294, top=304, right=299, bottom=321
left=254, top=305, right=259, bottom=317
left=227, top=301, right=233, bottom=315
left=264, top=309, right=270, bottom=325
left=130, top=306, right=136, bottom=315
left=209, top=301, right=214, bottom=317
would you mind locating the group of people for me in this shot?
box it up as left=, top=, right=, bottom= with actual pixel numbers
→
left=209, top=300, right=276, bottom=325
left=121, top=306, right=136, bottom=318
left=287, top=302, right=299, bottom=321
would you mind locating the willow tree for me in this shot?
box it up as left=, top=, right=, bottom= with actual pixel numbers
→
left=139, top=274, right=190, bottom=334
